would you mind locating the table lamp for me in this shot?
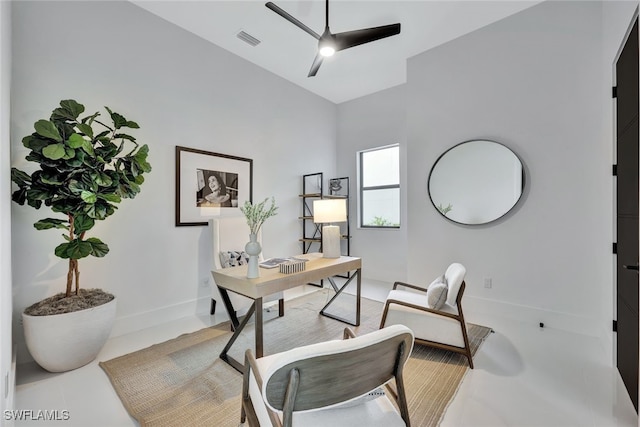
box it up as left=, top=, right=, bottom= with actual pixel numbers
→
left=313, top=199, right=347, bottom=258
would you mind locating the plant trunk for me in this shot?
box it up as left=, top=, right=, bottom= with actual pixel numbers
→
left=65, top=213, right=81, bottom=297
left=66, top=259, right=80, bottom=297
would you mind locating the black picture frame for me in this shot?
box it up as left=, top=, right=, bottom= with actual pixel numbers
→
left=175, top=146, right=253, bottom=226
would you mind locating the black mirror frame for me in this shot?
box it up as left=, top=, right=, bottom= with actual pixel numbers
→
left=427, top=139, right=526, bottom=226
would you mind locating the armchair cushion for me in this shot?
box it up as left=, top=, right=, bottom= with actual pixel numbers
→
left=219, top=250, right=249, bottom=268
left=385, top=289, right=465, bottom=348
left=426, top=281, right=448, bottom=310
left=444, top=263, right=466, bottom=306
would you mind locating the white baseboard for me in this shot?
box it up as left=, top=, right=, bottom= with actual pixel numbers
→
left=111, top=296, right=212, bottom=338
left=465, top=295, right=605, bottom=338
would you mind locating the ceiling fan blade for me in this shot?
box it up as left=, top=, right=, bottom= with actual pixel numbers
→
left=308, top=53, right=324, bottom=77
left=265, top=2, right=320, bottom=40
left=333, top=23, right=401, bottom=52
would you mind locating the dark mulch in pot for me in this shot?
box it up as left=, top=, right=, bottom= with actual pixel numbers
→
left=24, top=288, right=115, bottom=316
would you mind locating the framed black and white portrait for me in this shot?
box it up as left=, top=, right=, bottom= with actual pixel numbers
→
left=175, top=146, right=252, bottom=226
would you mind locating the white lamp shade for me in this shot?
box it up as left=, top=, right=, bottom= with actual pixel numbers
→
left=313, top=199, right=347, bottom=223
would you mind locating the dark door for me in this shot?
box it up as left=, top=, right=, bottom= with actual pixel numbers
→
left=616, top=17, right=639, bottom=412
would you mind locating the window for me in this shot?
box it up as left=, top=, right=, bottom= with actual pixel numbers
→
left=358, top=144, right=400, bottom=228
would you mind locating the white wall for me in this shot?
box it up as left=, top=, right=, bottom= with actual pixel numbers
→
left=10, top=1, right=337, bottom=363
left=1, top=0, right=14, bottom=420
left=336, top=0, right=635, bottom=367
left=406, top=1, right=617, bottom=340
left=337, top=85, right=408, bottom=283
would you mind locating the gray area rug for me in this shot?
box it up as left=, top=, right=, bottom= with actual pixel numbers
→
left=100, top=289, right=491, bottom=426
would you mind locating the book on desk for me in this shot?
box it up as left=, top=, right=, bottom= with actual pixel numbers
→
left=259, top=257, right=308, bottom=269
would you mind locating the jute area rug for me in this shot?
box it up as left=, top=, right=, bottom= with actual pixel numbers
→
left=100, top=289, right=491, bottom=427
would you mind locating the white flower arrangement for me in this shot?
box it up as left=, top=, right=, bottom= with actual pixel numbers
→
left=240, top=197, right=278, bottom=235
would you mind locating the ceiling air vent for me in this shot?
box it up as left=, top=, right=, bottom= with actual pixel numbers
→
left=236, top=30, right=261, bottom=47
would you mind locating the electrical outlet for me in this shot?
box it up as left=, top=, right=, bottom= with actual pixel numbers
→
left=484, top=277, right=492, bottom=289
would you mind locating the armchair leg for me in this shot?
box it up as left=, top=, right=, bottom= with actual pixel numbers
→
left=461, top=324, right=474, bottom=369
left=278, top=298, right=285, bottom=317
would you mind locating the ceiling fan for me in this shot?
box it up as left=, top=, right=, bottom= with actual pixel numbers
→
left=265, top=0, right=401, bottom=77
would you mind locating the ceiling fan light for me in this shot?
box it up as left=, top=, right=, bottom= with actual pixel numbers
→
left=319, top=45, right=335, bottom=57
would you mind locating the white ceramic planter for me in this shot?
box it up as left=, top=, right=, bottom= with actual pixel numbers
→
left=22, top=297, right=117, bottom=372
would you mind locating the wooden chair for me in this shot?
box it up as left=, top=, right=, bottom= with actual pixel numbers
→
left=241, top=325, right=414, bottom=427
left=379, top=263, right=474, bottom=368
left=210, top=216, right=283, bottom=327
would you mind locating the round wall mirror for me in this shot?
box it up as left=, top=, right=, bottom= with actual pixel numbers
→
left=428, top=140, right=525, bottom=225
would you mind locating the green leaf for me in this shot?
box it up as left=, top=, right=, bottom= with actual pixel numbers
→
left=67, top=133, right=85, bottom=148
left=26, top=198, right=42, bottom=209
left=22, top=135, right=49, bottom=152
left=94, top=172, right=113, bottom=187
left=40, top=170, right=63, bottom=185
left=95, top=130, right=110, bottom=139
left=86, top=237, right=109, bottom=257
left=117, top=181, right=140, bottom=198
left=66, top=155, right=83, bottom=168
left=105, top=106, right=127, bottom=129
left=60, top=99, right=84, bottom=117
left=81, top=139, right=95, bottom=157
left=54, top=242, right=72, bottom=259
left=34, top=120, right=62, bottom=142
left=11, top=188, right=27, bottom=205
left=56, top=239, right=93, bottom=260
left=11, top=168, right=32, bottom=187
left=62, top=146, right=75, bottom=160
left=125, top=121, right=139, bottom=129
left=73, top=214, right=95, bottom=234
left=27, top=187, right=53, bottom=201
left=80, top=190, right=97, bottom=204
left=42, top=143, right=66, bottom=160
left=134, top=144, right=152, bottom=173
left=51, top=199, right=76, bottom=213
left=113, top=133, right=136, bottom=142
left=51, top=100, right=84, bottom=122
left=34, top=218, right=69, bottom=231
left=81, top=175, right=98, bottom=192
left=98, top=193, right=121, bottom=203
left=76, top=123, right=94, bottom=138
left=68, top=180, right=84, bottom=194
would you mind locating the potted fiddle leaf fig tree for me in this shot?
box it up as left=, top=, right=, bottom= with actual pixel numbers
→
left=11, top=99, right=151, bottom=372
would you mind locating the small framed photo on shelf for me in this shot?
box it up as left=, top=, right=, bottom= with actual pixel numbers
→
left=175, top=146, right=253, bottom=226
left=329, top=177, right=348, bottom=197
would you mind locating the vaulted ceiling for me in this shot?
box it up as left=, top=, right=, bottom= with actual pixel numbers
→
left=133, top=1, right=541, bottom=104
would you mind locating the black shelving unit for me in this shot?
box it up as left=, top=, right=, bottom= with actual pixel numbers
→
left=299, top=173, right=351, bottom=258
left=300, top=172, right=324, bottom=255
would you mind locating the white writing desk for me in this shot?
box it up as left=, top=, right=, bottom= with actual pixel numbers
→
left=211, top=252, right=362, bottom=371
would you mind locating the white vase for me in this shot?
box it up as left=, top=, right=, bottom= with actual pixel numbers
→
left=245, top=233, right=261, bottom=279
left=22, top=297, right=117, bottom=372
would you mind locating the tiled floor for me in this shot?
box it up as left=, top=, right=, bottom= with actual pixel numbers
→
left=12, top=280, right=638, bottom=427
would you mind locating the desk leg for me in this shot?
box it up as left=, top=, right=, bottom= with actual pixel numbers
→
left=219, top=301, right=255, bottom=373
left=255, top=297, right=263, bottom=358
left=218, top=286, right=240, bottom=331
left=218, top=286, right=259, bottom=373
left=320, top=268, right=361, bottom=326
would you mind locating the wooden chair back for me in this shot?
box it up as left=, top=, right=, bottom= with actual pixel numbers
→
left=262, top=325, right=413, bottom=413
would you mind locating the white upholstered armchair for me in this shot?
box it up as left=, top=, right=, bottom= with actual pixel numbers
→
left=210, top=216, right=284, bottom=326
left=241, top=325, right=414, bottom=427
left=379, top=263, right=474, bottom=368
